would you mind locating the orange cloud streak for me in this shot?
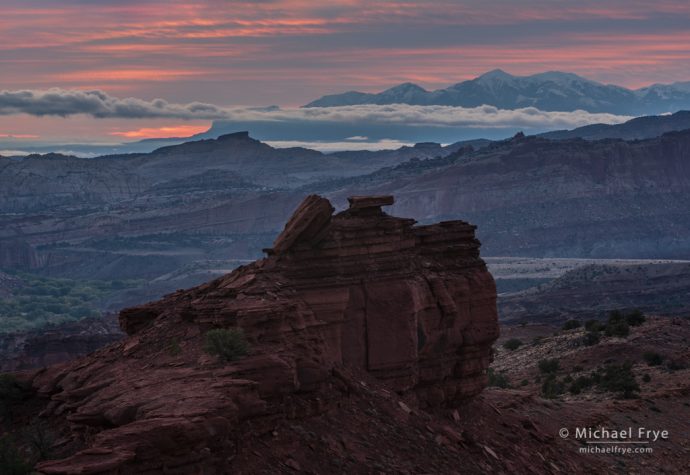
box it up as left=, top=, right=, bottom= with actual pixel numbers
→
left=0, top=133, right=40, bottom=139
left=53, top=69, right=214, bottom=82
left=109, top=125, right=209, bottom=139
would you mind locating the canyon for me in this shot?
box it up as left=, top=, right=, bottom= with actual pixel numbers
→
left=2, top=128, right=690, bottom=285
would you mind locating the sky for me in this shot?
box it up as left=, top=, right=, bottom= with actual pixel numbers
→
left=1, top=0, right=689, bottom=148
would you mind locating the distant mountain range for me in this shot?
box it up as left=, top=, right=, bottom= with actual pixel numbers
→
left=539, top=110, right=690, bottom=141
left=304, top=69, right=690, bottom=115
left=3, top=121, right=690, bottom=314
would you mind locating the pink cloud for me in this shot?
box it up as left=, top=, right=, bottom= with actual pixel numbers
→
left=0, top=133, right=39, bottom=139
left=108, top=124, right=209, bottom=139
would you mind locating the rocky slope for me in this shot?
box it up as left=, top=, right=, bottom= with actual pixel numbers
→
left=499, top=262, right=690, bottom=323
left=327, top=130, right=690, bottom=258
left=491, top=317, right=690, bottom=474
left=2, top=195, right=503, bottom=473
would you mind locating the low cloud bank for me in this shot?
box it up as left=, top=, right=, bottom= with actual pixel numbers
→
left=0, top=88, right=632, bottom=129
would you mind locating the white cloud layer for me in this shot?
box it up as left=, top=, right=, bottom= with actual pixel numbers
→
left=0, top=88, right=633, bottom=129
left=266, top=139, right=413, bottom=152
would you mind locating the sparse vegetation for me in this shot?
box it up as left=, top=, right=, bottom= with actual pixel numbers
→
left=0, top=435, right=32, bottom=475
left=540, top=374, right=565, bottom=399
left=487, top=368, right=510, bottom=388
left=203, top=328, right=249, bottom=362
left=642, top=374, right=651, bottom=383
left=625, top=309, right=646, bottom=326
left=0, top=272, right=142, bottom=334
left=167, top=338, right=182, bottom=356
left=502, top=338, right=523, bottom=351
left=604, top=311, right=630, bottom=338
left=596, top=362, right=639, bottom=399
left=0, top=374, right=27, bottom=421
left=666, top=359, right=687, bottom=371
left=585, top=319, right=605, bottom=332
left=643, top=351, right=663, bottom=366
left=596, top=309, right=646, bottom=339
left=582, top=331, right=600, bottom=346
left=23, top=421, right=55, bottom=461
left=562, top=319, right=581, bottom=330
left=569, top=375, right=594, bottom=395
left=538, top=358, right=560, bottom=374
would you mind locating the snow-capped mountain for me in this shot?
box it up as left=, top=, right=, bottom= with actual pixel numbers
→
left=304, top=69, right=690, bottom=115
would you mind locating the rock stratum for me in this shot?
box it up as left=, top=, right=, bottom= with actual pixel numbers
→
left=0, top=316, right=123, bottom=372
left=11, top=195, right=500, bottom=474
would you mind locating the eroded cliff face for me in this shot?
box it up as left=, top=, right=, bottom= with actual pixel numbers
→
left=0, top=317, right=123, bottom=372
left=20, top=195, right=498, bottom=474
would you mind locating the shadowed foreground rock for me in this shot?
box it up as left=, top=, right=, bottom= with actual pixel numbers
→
left=20, top=195, right=499, bottom=474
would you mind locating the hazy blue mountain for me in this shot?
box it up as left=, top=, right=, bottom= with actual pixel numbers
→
left=304, top=69, right=690, bottom=115
left=539, top=110, right=690, bottom=141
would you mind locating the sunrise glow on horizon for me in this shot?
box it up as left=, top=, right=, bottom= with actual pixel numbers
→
left=1, top=0, right=689, bottom=142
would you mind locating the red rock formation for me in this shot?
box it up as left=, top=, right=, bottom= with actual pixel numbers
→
left=22, top=195, right=497, bottom=474
left=0, top=316, right=123, bottom=372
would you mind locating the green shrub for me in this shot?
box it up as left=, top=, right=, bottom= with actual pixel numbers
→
left=203, top=328, right=249, bottom=362
left=0, top=435, right=32, bottom=475
left=607, top=310, right=624, bottom=323
left=642, top=374, right=651, bottom=383
left=584, top=319, right=604, bottom=332
left=167, top=338, right=182, bottom=356
left=502, top=338, right=523, bottom=351
left=582, top=331, right=600, bottom=346
left=541, top=374, right=565, bottom=399
left=602, top=310, right=643, bottom=338
left=487, top=368, right=510, bottom=388
left=562, top=319, right=581, bottom=330
left=626, top=310, right=646, bottom=327
left=538, top=358, right=560, bottom=374
left=0, top=374, right=27, bottom=421
left=605, top=318, right=629, bottom=338
left=666, top=359, right=687, bottom=371
left=23, top=421, right=55, bottom=461
left=520, top=379, right=529, bottom=386
left=643, top=352, right=663, bottom=366
left=569, top=375, right=594, bottom=395
left=597, top=362, right=639, bottom=399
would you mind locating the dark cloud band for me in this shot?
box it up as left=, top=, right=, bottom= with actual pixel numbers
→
left=0, top=89, right=228, bottom=119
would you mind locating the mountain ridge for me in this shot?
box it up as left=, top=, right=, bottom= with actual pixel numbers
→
left=304, top=69, right=690, bottom=115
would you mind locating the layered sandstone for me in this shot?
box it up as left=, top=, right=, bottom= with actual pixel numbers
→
left=0, top=316, right=123, bottom=372
left=24, top=195, right=497, bottom=474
